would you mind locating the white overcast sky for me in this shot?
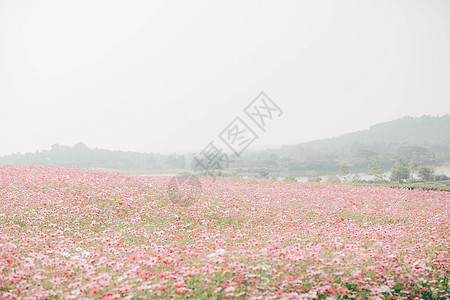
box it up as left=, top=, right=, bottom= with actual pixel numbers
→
left=0, top=0, right=449, bottom=155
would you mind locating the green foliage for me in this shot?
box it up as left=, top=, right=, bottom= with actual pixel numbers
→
left=368, top=157, right=384, bottom=181
left=257, top=168, right=269, bottom=179
left=417, top=166, right=435, bottom=181
left=307, top=170, right=322, bottom=182
left=386, top=183, right=450, bottom=192
left=390, top=159, right=410, bottom=183
left=409, top=160, right=418, bottom=179
left=351, top=182, right=450, bottom=192
left=339, top=164, right=350, bottom=182
left=397, top=146, right=437, bottom=166
left=350, top=173, right=362, bottom=183
left=283, top=174, right=297, bottom=182
left=325, top=173, right=340, bottom=183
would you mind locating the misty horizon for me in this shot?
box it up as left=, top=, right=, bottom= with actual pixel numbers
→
left=1, top=114, right=448, bottom=156
left=1, top=3, right=449, bottom=298
left=1, top=0, right=450, bottom=157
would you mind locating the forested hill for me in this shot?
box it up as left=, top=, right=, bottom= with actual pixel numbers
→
left=0, top=143, right=187, bottom=171
left=1, top=115, right=449, bottom=173
left=279, top=115, right=450, bottom=161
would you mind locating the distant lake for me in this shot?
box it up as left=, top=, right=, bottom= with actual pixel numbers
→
left=294, top=166, right=450, bottom=183
left=136, top=167, right=450, bottom=182
left=138, top=173, right=177, bottom=177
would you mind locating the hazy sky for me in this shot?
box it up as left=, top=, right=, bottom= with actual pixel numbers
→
left=1, top=0, right=449, bottom=155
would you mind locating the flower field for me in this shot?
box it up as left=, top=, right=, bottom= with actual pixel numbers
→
left=0, top=165, right=448, bottom=299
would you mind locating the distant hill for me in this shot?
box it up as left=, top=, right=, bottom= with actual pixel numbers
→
left=279, top=115, right=450, bottom=161
left=1, top=115, right=449, bottom=175
left=0, top=142, right=187, bottom=171
left=231, top=115, right=450, bottom=175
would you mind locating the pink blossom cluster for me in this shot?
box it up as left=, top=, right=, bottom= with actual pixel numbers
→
left=0, top=165, right=448, bottom=299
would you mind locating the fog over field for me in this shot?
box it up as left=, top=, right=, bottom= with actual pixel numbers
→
left=1, top=1, right=450, bottom=299
left=1, top=0, right=449, bottom=156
